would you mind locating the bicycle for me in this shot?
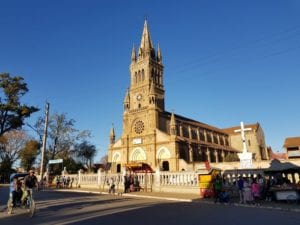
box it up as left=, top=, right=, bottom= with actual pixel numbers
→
left=7, top=188, right=36, bottom=217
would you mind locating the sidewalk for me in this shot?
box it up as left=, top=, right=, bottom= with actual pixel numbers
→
left=52, top=187, right=300, bottom=212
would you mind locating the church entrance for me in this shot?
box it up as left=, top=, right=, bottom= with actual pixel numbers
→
left=117, top=164, right=121, bottom=173
left=162, top=161, right=169, bottom=171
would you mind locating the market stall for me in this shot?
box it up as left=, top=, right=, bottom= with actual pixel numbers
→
left=264, top=159, right=300, bottom=202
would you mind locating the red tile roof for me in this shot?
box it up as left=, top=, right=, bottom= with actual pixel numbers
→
left=284, top=137, right=300, bottom=148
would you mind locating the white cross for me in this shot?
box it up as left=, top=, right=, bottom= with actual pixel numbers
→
left=234, top=122, right=252, bottom=153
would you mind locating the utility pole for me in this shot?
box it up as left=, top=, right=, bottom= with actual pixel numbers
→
left=40, top=102, right=50, bottom=181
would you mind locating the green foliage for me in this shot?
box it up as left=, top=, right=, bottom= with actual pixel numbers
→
left=19, top=140, right=40, bottom=171
left=224, top=153, right=240, bottom=162
left=76, top=141, right=97, bottom=171
left=0, top=155, right=15, bottom=182
left=0, top=73, right=39, bottom=135
left=63, top=157, right=83, bottom=174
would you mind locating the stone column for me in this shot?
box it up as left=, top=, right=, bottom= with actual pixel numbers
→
left=196, top=129, right=200, bottom=141
left=189, top=144, right=193, bottom=163
left=214, top=149, right=219, bottom=163
left=221, top=150, right=225, bottom=162
left=179, top=125, right=183, bottom=137
left=204, top=130, right=207, bottom=142
left=188, top=126, right=192, bottom=139
left=206, top=147, right=211, bottom=162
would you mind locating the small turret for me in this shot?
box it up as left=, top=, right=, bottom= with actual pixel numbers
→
left=170, top=112, right=177, bottom=135
left=131, top=44, right=136, bottom=63
left=110, top=125, right=115, bottom=144
left=123, top=88, right=130, bottom=110
left=157, top=44, right=162, bottom=63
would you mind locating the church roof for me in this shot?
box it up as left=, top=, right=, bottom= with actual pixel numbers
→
left=163, top=111, right=229, bottom=135
left=284, top=137, right=300, bottom=148
left=222, top=123, right=260, bottom=135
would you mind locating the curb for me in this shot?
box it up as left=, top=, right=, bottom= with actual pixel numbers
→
left=48, top=189, right=300, bottom=212
left=50, top=189, right=192, bottom=202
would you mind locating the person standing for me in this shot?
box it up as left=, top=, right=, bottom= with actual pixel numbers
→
left=213, top=174, right=223, bottom=203
left=237, top=176, right=244, bottom=204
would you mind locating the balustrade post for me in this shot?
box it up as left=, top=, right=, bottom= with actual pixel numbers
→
left=78, top=169, right=82, bottom=188
left=97, top=169, right=102, bottom=188
left=155, top=167, right=161, bottom=191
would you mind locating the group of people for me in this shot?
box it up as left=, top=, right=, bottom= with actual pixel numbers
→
left=55, top=175, right=74, bottom=188
left=237, top=174, right=267, bottom=205
left=123, top=174, right=141, bottom=193
left=213, top=173, right=273, bottom=205
left=11, top=170, right=37, bottom=208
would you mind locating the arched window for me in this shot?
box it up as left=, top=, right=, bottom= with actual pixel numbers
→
left=138, top=70, right=141, bottom=83
left=142, top=69, right=145, bottom=82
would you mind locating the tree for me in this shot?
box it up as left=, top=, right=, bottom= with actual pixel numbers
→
left=19, top=140, right=40, bottom=171
left=76, top=141, right=97, bottom=171
left=0, top=130, right=29, bottom=166
left=224, top=153, right=240, bottom=162
left=0, top=130, right=29, bottom=181
left=100, top=154, right=108, bottom=164
left=34, top=113, right=91, bottom=161
left=0, top=73, right=39, bottom=136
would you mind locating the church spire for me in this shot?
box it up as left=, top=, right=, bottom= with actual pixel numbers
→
left=110, top=124, right=115, bottom=144
left=138, top=20, right=155, bottom=59
left=140, top=20, right=153, bottom=51
left=131, top=44, right=136, bottom=63
left=157, top=43, right=162, bottom=63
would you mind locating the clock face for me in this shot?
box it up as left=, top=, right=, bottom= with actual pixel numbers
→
left=136, top=94, right=142, bottom=101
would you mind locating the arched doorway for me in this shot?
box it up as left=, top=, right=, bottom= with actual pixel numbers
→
left=112, top=152, right=121, bottom=173
left=157, top=147, right=171, bottom=171
left=116, top=164, right=121, bottom=173
left=162, top=161, right=169, bottom=171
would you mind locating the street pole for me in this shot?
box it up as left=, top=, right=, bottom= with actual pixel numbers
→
left=40, top=102, right=50, bottom=181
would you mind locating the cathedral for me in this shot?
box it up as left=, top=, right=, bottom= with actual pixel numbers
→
left=107, top=21, right=268, bottom=172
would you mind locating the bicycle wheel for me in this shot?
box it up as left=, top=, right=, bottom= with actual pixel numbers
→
left=26, top=197, right=35, bottom=217
left=7, top=198, right=13, bottom=214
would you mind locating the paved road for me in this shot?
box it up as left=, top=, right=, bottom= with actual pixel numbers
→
left=1, top=187, right=300, bottom=225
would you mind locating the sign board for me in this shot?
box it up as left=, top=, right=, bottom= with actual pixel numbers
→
left=132, top=138, right=142, bottom=144
left=48, top=159, right=63, bottom=164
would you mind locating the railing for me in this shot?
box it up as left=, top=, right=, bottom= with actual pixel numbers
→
left=75, top=170, right=199, bottom=192
left=159, top=172, right=199, bottom=187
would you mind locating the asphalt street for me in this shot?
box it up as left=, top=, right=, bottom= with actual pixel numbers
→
left=1, top=187, right=300, bottom=225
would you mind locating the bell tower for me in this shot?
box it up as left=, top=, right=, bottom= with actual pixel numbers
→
left=123, top=20, right=165, bottom=136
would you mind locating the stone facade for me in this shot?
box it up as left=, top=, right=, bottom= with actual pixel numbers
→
left=222, top=123, right=269, bottom=161
left=107, top=21, right=267, bottom=173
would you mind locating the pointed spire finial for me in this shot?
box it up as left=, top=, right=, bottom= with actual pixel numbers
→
left=131, top=44, right=136, bottom=63
left=157, top=43, right=162, bottom=62
left=170, top=111, right=177, bottom=135
left=110, top=124, right=115, bottom=144
left=139, top=20, right=153, bottom=55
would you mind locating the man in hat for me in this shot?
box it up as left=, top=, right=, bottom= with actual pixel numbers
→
left=24, top=170, right=38, bottom=190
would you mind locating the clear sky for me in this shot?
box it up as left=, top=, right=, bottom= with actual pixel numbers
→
left=1, top=0, right=299, bottom=161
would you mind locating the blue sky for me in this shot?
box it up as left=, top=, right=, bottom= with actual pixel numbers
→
left=1, top=0, right=299, bottom=161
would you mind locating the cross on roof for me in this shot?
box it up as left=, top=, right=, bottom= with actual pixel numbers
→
left=234, top=122, right=252, bottom=153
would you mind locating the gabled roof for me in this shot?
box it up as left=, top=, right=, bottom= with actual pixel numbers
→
left=222, top=123, right=260, bottom=135
left=163, top=111, right=226, bottom=134
left=284, top=137, right=300, bottom=148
